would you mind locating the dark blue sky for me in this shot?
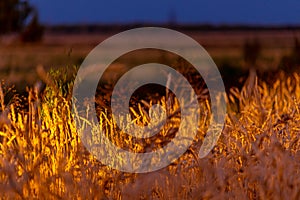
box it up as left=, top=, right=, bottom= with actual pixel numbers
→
left=30, top=0, right=300, bottom=25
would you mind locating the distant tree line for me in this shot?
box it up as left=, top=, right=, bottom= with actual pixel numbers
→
left=0, top=0, right=44, bottom=42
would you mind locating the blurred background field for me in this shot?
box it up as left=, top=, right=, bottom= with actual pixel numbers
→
left=1, top=0, right=300, bottom=91
left=1, top=27, right=300, bottom=92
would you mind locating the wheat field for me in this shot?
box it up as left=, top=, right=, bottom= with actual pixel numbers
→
left=1, top=68, right=300, bottom=199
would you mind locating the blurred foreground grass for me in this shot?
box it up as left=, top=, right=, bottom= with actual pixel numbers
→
left=1, top=67, right=300, bottom=198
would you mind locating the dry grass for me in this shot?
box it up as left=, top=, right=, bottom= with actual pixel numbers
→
left=1, top=69, right=300, bottom=199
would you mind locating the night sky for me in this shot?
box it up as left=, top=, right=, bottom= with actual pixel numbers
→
left=29, top=0, right=300, bottom=25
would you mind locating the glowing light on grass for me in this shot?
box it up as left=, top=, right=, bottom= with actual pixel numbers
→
left=72, top=27, right=226, bottom=173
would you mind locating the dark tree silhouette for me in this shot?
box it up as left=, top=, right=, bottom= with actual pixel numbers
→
left=279, top=37, right=300, bottom=73
left=242, top=38, right=262, bottom=98
left=0, top=0, right=43, bottom=42
left=243, top=38, right=262, bottom=67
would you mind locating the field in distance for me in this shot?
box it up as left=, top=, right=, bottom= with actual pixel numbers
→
left=0, top=29, right=299, bottom=91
